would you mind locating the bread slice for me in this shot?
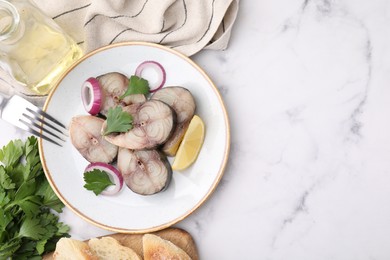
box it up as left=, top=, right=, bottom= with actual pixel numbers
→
left=53, top=238, right=98, bottom=260
left=88, top=237, right=141, bottom=260
left=143, top=233, right=192, bottom=260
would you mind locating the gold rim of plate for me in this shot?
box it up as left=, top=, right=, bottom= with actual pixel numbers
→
left=38, top=41, right=231, bottom=234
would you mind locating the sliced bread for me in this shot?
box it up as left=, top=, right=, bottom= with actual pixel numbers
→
left=143, top=233, right=192, bottom=260
left=88, top=236, right=141, bottom=260
left=53, top=238, right=98, bottom=260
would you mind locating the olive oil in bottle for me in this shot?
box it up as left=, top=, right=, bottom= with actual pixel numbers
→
left=0, top=0, right=82, bottom=95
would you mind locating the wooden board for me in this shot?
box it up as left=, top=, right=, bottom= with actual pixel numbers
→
left=43, top=227, right=198, bottom=260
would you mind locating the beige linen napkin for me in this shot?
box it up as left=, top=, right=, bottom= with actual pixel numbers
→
left=33, top=0, right=239, bottom=56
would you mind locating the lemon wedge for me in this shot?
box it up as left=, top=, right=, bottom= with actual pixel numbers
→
left=171, top=115, right=205, bottom=171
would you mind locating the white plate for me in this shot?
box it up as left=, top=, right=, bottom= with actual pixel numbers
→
left=39, top=42, right=230, bottom=233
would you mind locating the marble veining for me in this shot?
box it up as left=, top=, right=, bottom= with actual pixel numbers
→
left=2, top=0, right=390, bottom=259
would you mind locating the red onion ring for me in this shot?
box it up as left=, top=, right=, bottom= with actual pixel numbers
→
left=85, top=162, right=123, bottom=195
left=81, top=77, right=102, bottom=115
left=135, top=61, right=166, bottom=93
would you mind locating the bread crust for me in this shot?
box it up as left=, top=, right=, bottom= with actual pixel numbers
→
left=143, top=233, right=192, bottom=260
left=111, top=228, right=198, bottom=259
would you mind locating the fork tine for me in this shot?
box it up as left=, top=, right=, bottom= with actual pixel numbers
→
left=19, top=118, right=63, bottom=147
left=21, top=115, right=67, bottom=141
left=22, top=112, right=68, bottom=137
left=26, top=107, right=67, bottom=129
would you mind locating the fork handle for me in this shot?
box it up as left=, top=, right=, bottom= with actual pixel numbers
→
left=0, top=93, right=9, bottom=116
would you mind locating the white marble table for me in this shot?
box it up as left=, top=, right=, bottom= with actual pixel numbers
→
left=2, top=0, right=390, bottom=259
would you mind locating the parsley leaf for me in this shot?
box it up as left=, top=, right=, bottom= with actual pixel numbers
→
left=103, top=106, right=133, bottom=135
left=19, top=217, right=47, bottom=240
left=35, top=181, right=64, bottom=213
left=0, top=238, right=21, bottom=259
left=0, top=166, right=15, bottom=189
left=120, top=75, right=150, bottom=99
left=83, top=169, right=114, bottom=195
left=0, top=139, right=23, bottom=167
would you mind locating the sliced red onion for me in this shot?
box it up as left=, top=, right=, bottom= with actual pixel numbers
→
left=81, top=77, right=102, bottom=115
left=85, top=162, right=123, bottom=195
left=135, top=61, right=166, bottom=93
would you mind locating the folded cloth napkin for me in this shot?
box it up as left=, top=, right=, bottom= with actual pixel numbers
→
left=0, top=0, right=238, bottom=105
left=33, top=0, right=239, bottom=56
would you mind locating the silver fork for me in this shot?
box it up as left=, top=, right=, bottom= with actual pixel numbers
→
left=0, top=93, right=68, bottom=146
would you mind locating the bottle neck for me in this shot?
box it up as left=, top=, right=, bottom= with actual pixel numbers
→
left=0, top=0, right=20, bottom=42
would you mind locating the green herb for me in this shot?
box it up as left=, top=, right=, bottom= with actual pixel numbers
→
left=120, top=75, right=150, bottom=99
left=0, top=136, right=69, bottom=259
left=83, top=169, right=114, bottom=195
left=103, top=106, right=133, bottom=135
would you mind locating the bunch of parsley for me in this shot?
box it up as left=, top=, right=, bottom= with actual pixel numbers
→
left=0, top=137, right=69, bottom=259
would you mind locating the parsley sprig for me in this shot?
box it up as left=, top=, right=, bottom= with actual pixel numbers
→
left=0, top=137, right=69, bottom=259
left=103, top=106, right=133, bottom=135
left=83, top=169, right=114, bottom=195
left=120, top=75, right=150, bottom=99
